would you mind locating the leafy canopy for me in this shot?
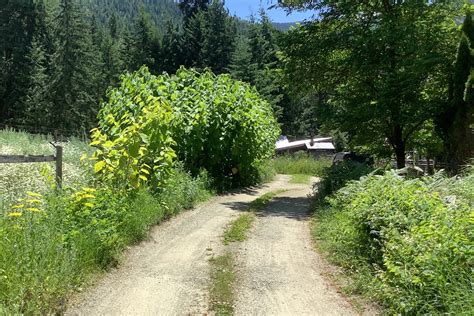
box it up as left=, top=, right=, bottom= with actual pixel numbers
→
left=280, top=0, right=461, bottom=167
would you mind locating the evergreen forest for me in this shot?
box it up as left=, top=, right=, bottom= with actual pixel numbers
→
left=1, top=0, right=300, bottom=138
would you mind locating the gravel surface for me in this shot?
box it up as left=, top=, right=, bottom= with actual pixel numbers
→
left=66, top=176, right=294, bottom=316
left=67, top=175, right=356, bottom=316
left=234, top=182, right=356, bottom=316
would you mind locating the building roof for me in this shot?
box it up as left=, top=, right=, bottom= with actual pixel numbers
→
left=276, top=137, right=335, bottom=151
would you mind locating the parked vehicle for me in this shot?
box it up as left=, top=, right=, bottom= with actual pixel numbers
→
left=332, top=151, right=374, bottom=165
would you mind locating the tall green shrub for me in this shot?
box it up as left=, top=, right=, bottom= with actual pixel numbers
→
left=162, top=67, right=280, bottom=187
left=93, top=66, right=280, bottom=188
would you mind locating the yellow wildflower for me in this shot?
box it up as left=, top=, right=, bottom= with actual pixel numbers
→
left=26, top=192, right=42, bottom=198
left=12, top=204, right=24, bottom=209
left=81, top=194, right=96, bottom=199
left=27, top=199, right=42, bottom=204
left=26, top=207, right=41, bottom=213
left=8, top=212, right=22, bottom=217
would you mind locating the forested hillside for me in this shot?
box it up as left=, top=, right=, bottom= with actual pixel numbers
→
left=80, top=0, right=181, bottom=30
left=0, top=0, right=309, bottom=138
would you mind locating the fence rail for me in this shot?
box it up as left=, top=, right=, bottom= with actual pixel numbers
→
left=0, top=145, right=63, bottom=188
left=0, top=155, right=56, bottom=163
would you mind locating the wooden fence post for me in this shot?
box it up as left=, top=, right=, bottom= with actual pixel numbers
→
left=55, top=145, right=63, bottom=189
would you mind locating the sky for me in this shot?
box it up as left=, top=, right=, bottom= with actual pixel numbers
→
left=225, top=0, right=314, bottom=23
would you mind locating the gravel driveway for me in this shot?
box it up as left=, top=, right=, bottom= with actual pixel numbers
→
left=66, top=175, right=355, bottom=316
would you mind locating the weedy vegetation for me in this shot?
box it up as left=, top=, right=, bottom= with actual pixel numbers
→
left=209, top=251, right=236, bottom=315
left=312, top=166, right=474, bottom=315
left=223, top=214, right=256, bottom=245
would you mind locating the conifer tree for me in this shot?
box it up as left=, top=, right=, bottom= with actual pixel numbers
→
left=20, top=36, right=52, bottom=130
left=100, top=14, right=125, bottom=87
left=178, top=0, right=210, bottom=24
left=202, top=0, right=236, bottom=74
left=181, top=10, right=206, bottom=68
left=108, top=12, right=119, bottom=40
left=0, top=0, right=35, bottom=124
left=449, top=33, right=473, bottom=171
left=438, top=11, right=474, bottom=172
left=162, top=20, right=181, bottom=73
left=33, top=0, right=54, bottom=75
left=131, top=8, right=160, bottom=72
left=50, top=0, right=97, bottom=133
left=230, top=36, right=255, bottom=83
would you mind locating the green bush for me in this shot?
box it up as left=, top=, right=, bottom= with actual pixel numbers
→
left=0, top=168, right=210, bottom=314
left=273, top=151, right=331, bottom=176
left=163, top=68, right=280, bottom=188
left=314, top=170, right=473, bottom=314
left=94, top=67, right=280, bottom=190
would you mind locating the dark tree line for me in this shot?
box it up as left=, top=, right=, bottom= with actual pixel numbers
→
left=1, top=0, right=297, bottom=136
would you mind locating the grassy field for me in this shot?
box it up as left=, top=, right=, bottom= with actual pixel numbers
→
left=0, top=129, right=211, bottom=314
left=273, top=152, right=331, bottom=176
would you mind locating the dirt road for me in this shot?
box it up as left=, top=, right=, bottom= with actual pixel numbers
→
left=67, top=175, right=355, bottom=316
left=233, top=185, right=355, bottom=315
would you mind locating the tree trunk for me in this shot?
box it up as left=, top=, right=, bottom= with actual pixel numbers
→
left=393, top=124, right=406, bottom=169
left=395, top=144, right=406, bottom=169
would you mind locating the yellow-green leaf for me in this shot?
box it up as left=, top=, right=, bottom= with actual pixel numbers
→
left=94, top=161, right=106, bottom=173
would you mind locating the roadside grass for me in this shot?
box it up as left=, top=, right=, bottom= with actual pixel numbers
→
left=223, top=213, right=256, bottom=245
left=273, top=152, right=331, bottom=176
left=289, top=174, right=311, bottom=184
left=209, top=251, right=236, bottom=315
left=312, top=209, right=380, bottom=312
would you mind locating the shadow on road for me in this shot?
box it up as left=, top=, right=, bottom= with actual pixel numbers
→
left=223, top=196, right=310, bottom=221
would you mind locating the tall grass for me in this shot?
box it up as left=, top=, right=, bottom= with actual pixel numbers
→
left=273, top=152, right=331, bottom=176
left=0, top=130, right=211, bottom=314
